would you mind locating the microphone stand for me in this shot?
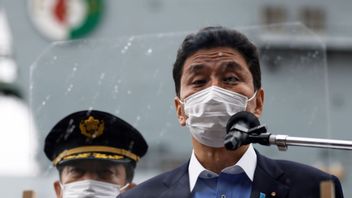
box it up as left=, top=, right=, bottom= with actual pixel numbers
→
left=246, top=125, right=352, bottom=151
left=226, top=125, right=341, bottom=198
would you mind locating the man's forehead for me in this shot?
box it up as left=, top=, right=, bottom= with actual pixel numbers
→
left=62, top=160, right=123, bottom=169
left=187, top=61, right=243, bottom=72
left=184, top=47, right=246, bottom=69
left=186, top=47, right=243, bottom=62
left=183, top=49, right=247, bottom=74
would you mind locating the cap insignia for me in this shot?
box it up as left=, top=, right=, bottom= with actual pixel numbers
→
left=80, top=116, right=104, bottom=139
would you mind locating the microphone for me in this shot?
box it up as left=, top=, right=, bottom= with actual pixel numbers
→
left=225, top=111, right=352, bottom=151
left=224, top=111, right=263, bottom=150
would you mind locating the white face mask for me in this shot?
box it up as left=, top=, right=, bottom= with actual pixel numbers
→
left=61, top=179, right=128, bottom=198
left=181, top=86, right=256, bottom=148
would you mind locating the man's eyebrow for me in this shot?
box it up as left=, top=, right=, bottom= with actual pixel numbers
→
left=186, top=64, right=206, bottom=74
left=220, top=61, right=243, bottom=72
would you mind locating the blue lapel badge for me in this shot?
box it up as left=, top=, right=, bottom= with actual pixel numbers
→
left=259, top=192, right=266, bottom=198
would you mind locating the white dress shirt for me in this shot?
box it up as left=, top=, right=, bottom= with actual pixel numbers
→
left=188, top=144, right=257, bottom=192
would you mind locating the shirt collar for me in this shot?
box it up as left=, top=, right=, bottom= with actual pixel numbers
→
left=188, top=144, right=257, bottom=192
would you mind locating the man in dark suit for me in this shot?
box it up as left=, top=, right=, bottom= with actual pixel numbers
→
left=118, top=26, right=343, bottom=198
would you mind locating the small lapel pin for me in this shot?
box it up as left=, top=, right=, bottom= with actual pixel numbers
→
left=259, top=192, right=266, bottom=198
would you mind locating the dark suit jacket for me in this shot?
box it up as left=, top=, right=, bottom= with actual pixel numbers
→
left=118, top=152, right=343, bottom=198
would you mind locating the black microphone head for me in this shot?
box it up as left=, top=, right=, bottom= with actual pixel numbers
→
left=226, top=111, right=260, bottom=133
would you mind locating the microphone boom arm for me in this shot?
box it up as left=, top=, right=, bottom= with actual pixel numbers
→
left=268, top=134, right=352, bottom=151
left=245, top=126, right=352, bottom=151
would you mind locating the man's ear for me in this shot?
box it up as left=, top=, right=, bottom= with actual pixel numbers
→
left=253, top=88, right=264, bottom=117
left=174, top=97, right=187, bottom=126
left=54, top=181, right=62, bottom=198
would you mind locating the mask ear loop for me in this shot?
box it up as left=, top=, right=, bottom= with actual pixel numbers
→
left=119, top=182, right=130, bottom=191
left=247, top=91, right=257, bottom=102
left=59, top=181, right=65, bottom=190
left=176, top=97, right=190, bottom=121
left=177, top=97, right=184, bottom=105
left=244, top=91, right=257, bottom=110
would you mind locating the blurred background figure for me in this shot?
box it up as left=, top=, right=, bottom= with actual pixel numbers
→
left=0, top=8, right=38, bottom=177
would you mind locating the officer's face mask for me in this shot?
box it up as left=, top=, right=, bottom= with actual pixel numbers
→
left=60, top=179, right=129, bottom=198
left=179, top=86, right=256, bottom=148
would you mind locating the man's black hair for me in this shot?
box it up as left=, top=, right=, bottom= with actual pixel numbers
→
left=123, top=162, right=135, bottom=183
left=172, top=26, right=261, bottom=97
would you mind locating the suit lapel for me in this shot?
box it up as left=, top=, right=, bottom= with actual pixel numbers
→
left=160, top=162, right=192, bottom=198
left=251, top=152, right=290, bottom=198
left=154, top=152, right=290, bottom=198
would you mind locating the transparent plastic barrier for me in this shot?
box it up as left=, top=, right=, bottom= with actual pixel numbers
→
left=27, top=24, right=350, bottom=197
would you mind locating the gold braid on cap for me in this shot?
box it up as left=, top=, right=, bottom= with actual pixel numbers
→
left=52, top=146, right=140, bottom=166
